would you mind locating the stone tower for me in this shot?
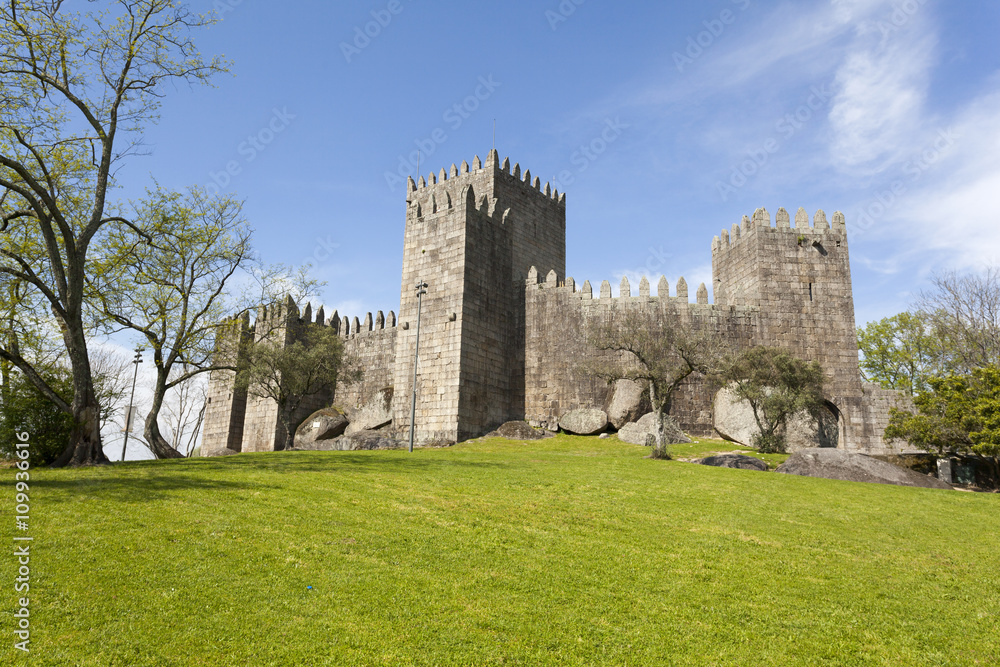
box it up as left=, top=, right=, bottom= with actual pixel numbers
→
left=712, top=207, right=864, bottom=445
left=391, top=149, right=566, bottom=443
left=201, top=312, right=252, bottom=452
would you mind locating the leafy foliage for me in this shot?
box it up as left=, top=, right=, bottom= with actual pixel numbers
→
left=1, top=352, right=129, bottom=465
left=236, top=319, right=352, bottom=450
left=0, top=0, right=227, bottom=465
left=88, top=186, right=254, bottom=458
left=885, top=366, right=1000, bottom=463
left=0, top=367, right=74, bottom=465
left=720, top=347, right=826, bottom=454
left=857, top=311, right=941, bottom=396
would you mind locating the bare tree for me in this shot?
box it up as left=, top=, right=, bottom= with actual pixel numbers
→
left=0, top=1, right=226, bottom=465
left=89, top=345, right=132, bottom=433
left=88, top=187, right=253, bottom=459
left=919, top=267, right=1000, bottom=373
left=588, top=306, right=722, bottom=459
left=160, top=370, right=207, bottom=457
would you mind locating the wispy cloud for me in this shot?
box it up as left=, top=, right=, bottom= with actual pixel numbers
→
left=827, top=6, right=936, bottom=172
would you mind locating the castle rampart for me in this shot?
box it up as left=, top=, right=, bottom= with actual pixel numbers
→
left=202, top=152, right=911, bottom=456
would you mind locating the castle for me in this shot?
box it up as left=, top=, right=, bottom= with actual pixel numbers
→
left=202, top=150, right=908, bottom=456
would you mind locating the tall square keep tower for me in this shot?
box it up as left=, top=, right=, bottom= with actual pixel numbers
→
left=391, top=149, right=566, bottom=442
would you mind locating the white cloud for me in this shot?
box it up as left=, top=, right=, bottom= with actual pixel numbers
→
left=827, top=9, right=936, bottom=172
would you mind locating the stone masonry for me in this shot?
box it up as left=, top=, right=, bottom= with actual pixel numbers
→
left=201, top=150, right=910, bottom=455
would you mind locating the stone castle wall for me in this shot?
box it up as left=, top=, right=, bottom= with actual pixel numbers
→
left=523, top=270, right=755, bottom=437
left=202, top=151, right=910, bottom=456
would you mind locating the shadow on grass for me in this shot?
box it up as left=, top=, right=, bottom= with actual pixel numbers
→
left=32, top=450, right=509, bottom=503
left=169, top=450, right=509, bottom=475
left=31, top=473, right=272, bottom=504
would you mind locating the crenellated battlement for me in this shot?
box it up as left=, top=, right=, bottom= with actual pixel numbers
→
left=231, top=297, right=399, bottom=342
left=525, top=266, right=710, bottom=305
left=712, top=207, right=847, bottom=255
left=406, top=149, right=566, bottom=223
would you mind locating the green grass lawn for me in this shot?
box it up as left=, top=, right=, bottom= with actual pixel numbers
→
left=2, top=435, right=998, bottom=666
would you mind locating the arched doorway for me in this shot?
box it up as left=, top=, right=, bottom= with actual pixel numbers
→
left=816, top=401, right=841, bottom=448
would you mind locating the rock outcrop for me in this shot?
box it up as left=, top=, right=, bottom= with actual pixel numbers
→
left=559, top=409, right=609, bottom=435
left=293, top=407, right=349, bottom=449
left=776, top=449, right=952, bottom=489
left=345, top=387, right=393, bottom=435
left=487, top=421, right=553, bottom=440
left=618, top=412, right=691, bottom=445
left=604, top=379, right=649, bottom=430
left=696, top=454, right=768, bottom=471
left=713, top=386, right=839, bottom=451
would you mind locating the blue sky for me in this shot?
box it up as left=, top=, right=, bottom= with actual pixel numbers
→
left=116, top=0, right=1000, bottom=330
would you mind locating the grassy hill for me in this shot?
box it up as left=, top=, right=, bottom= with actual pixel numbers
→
left=3, top=436, right=998, bottom=666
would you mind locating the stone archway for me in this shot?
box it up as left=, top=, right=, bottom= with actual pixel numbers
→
left=815, top=401, right=841, bottom=449
left=714, top=386, right=842, bottom=451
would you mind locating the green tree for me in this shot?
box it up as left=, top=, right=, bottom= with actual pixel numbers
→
left=88, top=187, right=253, bottom=459
left=588, top=306, right=721, bottom=459
left=885, top=366, right=1000, bottom=480
left=720, top=346, right=826, bottom=454
left=0, top=366, right=74, bottom=465
left=857, top=311, right=940, bottom=396
left=236, top=311, right=351, bottom=451
left=0, top=1, right=225, bottom=466
left=1, top=348, right=130, bottom=465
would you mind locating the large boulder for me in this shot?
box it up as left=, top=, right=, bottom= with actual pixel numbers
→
left=618, top=413, right=656, bottom=445
left=618, top=412, right=691, bottom=445
left=713, top=386, right=839, bottom=452
left=345, top=387, right=394, bottom=435
left=338, top=430, right=405, bottom=451
left=559, top=409, right=608, bottom=435
left=604, top=379, right=650, bottom=430
left=293, top=407, right=349, bottom=449
left=293, top=429, right=404, bottom=452
left=697, top=454, right=768, bottom=471
left=776, top=448, right=953, bottom=489
left=487, top=421, right=553, bottom=441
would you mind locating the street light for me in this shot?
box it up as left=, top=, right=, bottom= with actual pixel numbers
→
left=408, top=280, right=428, bottom=453
left=121, top=347, right=143, bottom=462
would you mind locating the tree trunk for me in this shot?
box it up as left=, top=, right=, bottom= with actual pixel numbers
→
left=279, top=418, right=294, bottom=451
left=52, top=325, right=109, bottom=467
left=143, top=372, right=184, bottom=459
left=651, top=407, right=671, bottom=459
left=185, top=402, right=207, bottom=457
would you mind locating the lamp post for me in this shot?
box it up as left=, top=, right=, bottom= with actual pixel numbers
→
left=408, top=280, right=428, bottom=453
left=120, top=347, right=143, bottom=462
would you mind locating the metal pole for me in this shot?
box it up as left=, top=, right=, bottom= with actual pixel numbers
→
left=120, top=348, right=143, bottom=462
left=409, top=281, right=428, bottom=453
